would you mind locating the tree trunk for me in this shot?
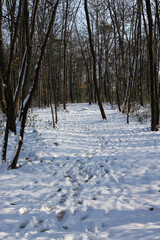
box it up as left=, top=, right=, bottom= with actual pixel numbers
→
left=84, top=0, right=106, bottom=119
left=1, top=121, right=9, bottom=163
left=155, top=0, right=160, bottom=36
left=63, top=0, right=69, bottom=110
left=145, top=0, right=158, bottom=131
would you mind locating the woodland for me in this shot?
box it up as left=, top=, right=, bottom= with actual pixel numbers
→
left=1, top=1, right=160, bottom=239
left=0, top=0, right=160, bottom=168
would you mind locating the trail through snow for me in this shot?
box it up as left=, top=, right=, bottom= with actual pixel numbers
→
left=0, top=103, right=160, bottom=239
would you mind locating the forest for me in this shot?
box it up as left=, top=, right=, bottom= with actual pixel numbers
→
left=0, top=1, right=160, bottom=239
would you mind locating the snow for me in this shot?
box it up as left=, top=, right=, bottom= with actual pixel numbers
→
left=0, top=103, right=160, bottom=239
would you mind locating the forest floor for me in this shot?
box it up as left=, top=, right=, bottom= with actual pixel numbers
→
left=0, top=103, right=160, bottom=240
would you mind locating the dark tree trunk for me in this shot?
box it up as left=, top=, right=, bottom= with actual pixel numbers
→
left=84, top=0, right=106, bottom=119
left=63, top=0, right=69, bottom=110
left=1, top=121, right=9, bottom=163
left=145, top=0, right=158, bottom=131
left=155, top=0, right=160, bottom=36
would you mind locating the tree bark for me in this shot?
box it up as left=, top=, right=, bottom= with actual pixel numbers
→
left=155, top=0, right=160, bottom=36
left=145, top=0, right=158, bottom=131
left=84, top=0, right=106, bottom=119
left=63, top=0, right=69, bottom=110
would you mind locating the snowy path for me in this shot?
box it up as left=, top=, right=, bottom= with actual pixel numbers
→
left=0, top=103, right=160, bottom=239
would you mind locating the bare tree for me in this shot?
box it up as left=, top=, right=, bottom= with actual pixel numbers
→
left=0, top=0, right=22, bottom=162
left=8, top=0, right=60, bottom=169
left=84, top=0, right=106, bottom=119
left=145, top=0, right=159, bottom=131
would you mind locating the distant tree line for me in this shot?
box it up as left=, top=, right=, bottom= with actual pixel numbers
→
left=0, top=0, right=159, bottom=168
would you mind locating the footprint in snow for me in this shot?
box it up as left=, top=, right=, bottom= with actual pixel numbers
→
left=84, top=175, right=94, bottom=183
left=63, top=226, right=68, bottom=230
left=40, top=228, right=50, bottom=232
left=19, top=220, right=29, bottom=229
left=80, top=215, right=89, bottom=221
left=54, top=142, right=59, bottom=146
left=59, top=194, right=67, bottom=204
left=56, top=210, right=66, bottom=221
left=86, top=223, right=96, bottom=233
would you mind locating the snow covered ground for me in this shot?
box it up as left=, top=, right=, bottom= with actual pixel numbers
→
left=0, top=103, right=160, bottom=240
